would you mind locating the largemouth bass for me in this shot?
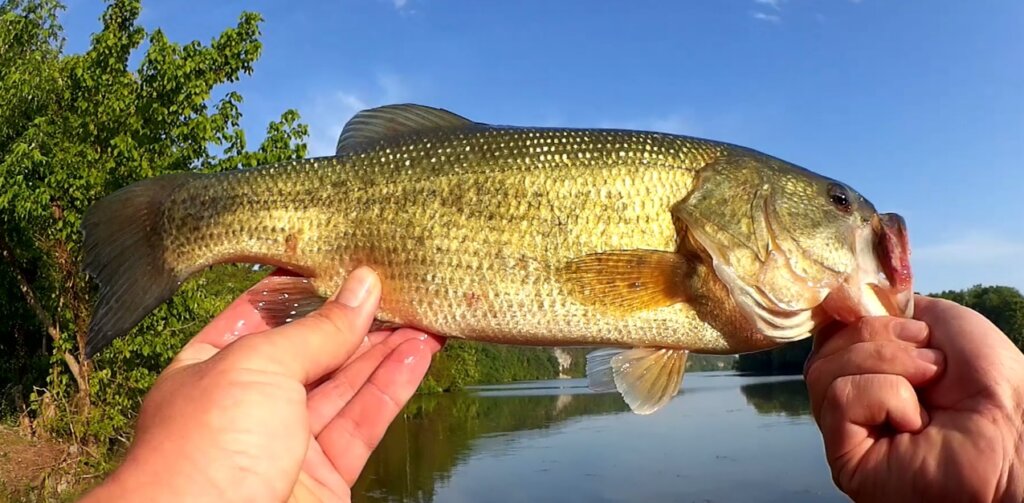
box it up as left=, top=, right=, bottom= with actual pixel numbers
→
left=82, top=104, right=913, bottom=414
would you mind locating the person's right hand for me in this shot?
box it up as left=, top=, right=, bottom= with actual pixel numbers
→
left=805, top=295, right=1024, bottom=503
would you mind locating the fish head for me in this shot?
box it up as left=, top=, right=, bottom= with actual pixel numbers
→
left=675, top=154, right=913, bottom=342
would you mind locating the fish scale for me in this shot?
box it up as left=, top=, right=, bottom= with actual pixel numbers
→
left=82, top=103, right=912, bottom=414
left=162, top=131, right=757, bottom=351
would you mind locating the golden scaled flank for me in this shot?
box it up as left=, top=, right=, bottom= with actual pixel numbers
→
left=160, top=128, right=778, bottom=354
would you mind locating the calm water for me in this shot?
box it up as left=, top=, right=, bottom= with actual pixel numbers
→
left=352, top=372, right=849, bottom=503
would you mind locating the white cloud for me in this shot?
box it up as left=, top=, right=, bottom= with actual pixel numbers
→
left=910, top=232, right=1024, bottom=294
left=751, top=0, right=784, bottom=22
left=754, top=0, right=783, bottom=11
left=389, top=0, right=416, bottom=15
left=302, top=74, right=411, bottom=156
left=751, top=11, right=782, bottom=23
left=914, top=233, right=1024, bottom=264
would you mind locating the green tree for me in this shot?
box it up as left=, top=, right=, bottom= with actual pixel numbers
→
left=0, top=0, right=307, bottom=446
left=933, top=285, right=1024, bottom=349
left=735, top=338, right=812, bottom=375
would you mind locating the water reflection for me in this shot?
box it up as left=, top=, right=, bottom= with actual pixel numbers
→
left=353, top=382, right=629, bottom=503
left=353, top=373, right=844, bottom=503
left=739, top=377, right=812, bottom=417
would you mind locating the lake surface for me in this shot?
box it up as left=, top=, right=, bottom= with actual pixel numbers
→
left=352, top=372, right=849, bottom=503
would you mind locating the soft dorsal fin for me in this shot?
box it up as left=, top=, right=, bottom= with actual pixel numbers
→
left=335, top=104, right=480, bottom=155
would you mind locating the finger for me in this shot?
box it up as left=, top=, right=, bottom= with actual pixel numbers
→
left=191, top=269, right=299, bottom=347
left=168, top=297, right=266, bottom=371
left=318, top=338, right=435, bottom=485
left=307, top=329, right=443, bottom=434
left=347, top=329, right=438, bottom=365
left=811, top=317, right=930, bottom=363
left=223, top=266, right=381, bottom=384
left=913, top=295, right=1018, bottom=357
left=805, top=340, right=944, bottom=421
left=818, top=374, right=927, bottom=471
left=303, top=329, right=397, bottom=392
left=300, top=437, right=349, bottom=498
left=167, top=270, right=290, bottom=370
left=302, top=329, right=398, bottom=392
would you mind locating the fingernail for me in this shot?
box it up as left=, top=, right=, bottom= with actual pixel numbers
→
left=914, top=348, right=943, bottom=366
left=337, top=268, right=376, bottom=307
left=896, top=320, right=928, bottom=342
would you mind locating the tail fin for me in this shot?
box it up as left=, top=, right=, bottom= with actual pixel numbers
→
left=82, top=173, right=197, bottom=358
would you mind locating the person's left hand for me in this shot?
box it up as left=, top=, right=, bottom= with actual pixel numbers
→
left=81, top=266, right=444, bottom=503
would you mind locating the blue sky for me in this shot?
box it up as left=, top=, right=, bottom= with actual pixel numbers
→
left=60, top=0, right=1023, bottom=295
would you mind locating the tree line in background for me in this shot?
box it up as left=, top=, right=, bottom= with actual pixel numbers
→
left=3, top=0, right=1023, bottom=472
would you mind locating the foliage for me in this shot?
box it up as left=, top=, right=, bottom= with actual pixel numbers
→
left=686, top=353, right=737, bottom=372
left=420, top=345, right=737, bottom=395
left=0, top=0, right=307, bottom=450
left=419, top=341, right=481, bottom=393
left=80, top=265, right=267, bottom=443
left=932, top=285, right=1024, bottom=349
left=419, top=341, right=564, bottom=393
left=735, top=338, right=812, bottom=375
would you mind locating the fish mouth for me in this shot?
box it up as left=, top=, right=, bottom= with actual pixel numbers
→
left=822, top=212, right=914, bottom=323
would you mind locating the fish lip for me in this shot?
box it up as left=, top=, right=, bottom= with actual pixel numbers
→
left=824, top=213, right=914, bottom=322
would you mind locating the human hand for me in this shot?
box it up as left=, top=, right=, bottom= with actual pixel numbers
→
left=804, top=295, right=1024, bottom=503
left=81, top=267, right=444, bottom=503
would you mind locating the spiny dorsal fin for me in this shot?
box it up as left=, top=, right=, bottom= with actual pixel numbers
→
left=336, top=104, right=481, bottom=155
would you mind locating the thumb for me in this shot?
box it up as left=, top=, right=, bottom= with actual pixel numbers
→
left=225, top=266, right=382, bottom=384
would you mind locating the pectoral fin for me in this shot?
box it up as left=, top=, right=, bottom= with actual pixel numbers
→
left=558, top=250, right=691, bottom=314
left=586, top=347, right=689, bottom=415
left=247, top=276, right=327, bottom=328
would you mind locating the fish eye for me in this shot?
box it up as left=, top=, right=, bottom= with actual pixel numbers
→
left=827, top=183, right=852, bottom=213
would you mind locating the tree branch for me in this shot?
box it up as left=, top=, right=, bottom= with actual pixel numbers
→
left=0, top=233, right=87, bottom=392
left=0, top=233, right=59, bottom=342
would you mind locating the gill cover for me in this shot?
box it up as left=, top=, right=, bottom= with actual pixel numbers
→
left=674, top=156, right=832, bottom=341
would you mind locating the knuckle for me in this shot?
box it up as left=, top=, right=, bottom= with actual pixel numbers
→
left=864, top=341, right=898, bottom=365
left=824, top=376, right=855, bottom=414
left=340, top=415, right=382, bottom=452
left=804, top=357, right=827, bottom=387
left=892, top=378, right=915, bottom=402
left=850, top=316, right=894, bottom=343
left=326, top=373, right=358, bottom=401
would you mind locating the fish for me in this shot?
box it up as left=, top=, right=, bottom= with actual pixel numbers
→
left=81, top=103, right=913, bottom=414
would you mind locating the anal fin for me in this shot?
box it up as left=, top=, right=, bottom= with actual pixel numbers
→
left=586, top=347, right=689, bottom=415
left=246, top=276, right=327, bottom=328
